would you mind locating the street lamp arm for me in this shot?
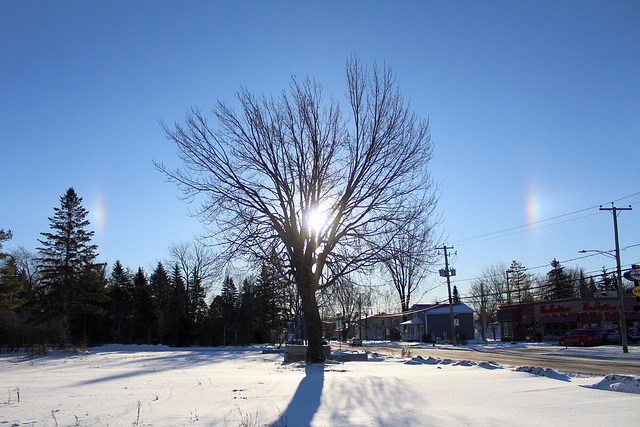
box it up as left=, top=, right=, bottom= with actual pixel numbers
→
left=578, top=249, right=616, bottom=259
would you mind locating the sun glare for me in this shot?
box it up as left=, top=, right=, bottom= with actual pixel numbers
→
left=306, top=207, right=328, bottom=233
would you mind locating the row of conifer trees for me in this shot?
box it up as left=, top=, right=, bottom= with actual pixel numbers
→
left=0, top=188, right=296, bottom=350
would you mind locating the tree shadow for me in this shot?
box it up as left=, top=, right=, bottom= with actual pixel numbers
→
left=271, top=363, right=325, bottom=426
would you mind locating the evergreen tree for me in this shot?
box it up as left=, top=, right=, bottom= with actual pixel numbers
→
left=107, top=260, right=132, bottom=343
left=573, top=268, right=590, bottom=298
left=130, top=267, right=161, bottom=344
left=587, top=276, right=598, bottom=297
left=546, top=258, right=573, bottom=300
left=0, top=230, right=25, bottom=312
left=0, top=229, right=11, bottom=249
left=74, top=261, right=108, bottom=345
left=165, top=265, right=191, bottom=346
left=149, top=261, right=171, bottom=317
left=255, top=261, right=286, bottom=343
left=36, top=188, right=106, bottom=345
left=220, top=275, right=238, bottom=345
left=452, top=285, right=461, bottom=305
left=507, top=261, right=534, bottom=303
left=189, top=268, right=208, bottom=341
left=599, top=267, right=617, bottom=292
left=204, top=295, right=225, bottom=346
left=238, top=278, right=257, bottom=345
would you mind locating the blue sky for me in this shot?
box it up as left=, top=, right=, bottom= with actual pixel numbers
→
left=2, top=1, right=639, bottom=304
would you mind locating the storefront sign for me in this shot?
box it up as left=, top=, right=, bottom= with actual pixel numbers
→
left=540, top=304, right=570, bottom=314
left=633, top=286, right=640, bottom=297
left=582, top=301, right=617, bottom=311
left=624, top=268, right=640, bottom=282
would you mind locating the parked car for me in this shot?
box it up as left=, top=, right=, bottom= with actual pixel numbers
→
left=596, top=328, right=621, bottom=344
left=558, top=329, right=604, bottom=347
left=625, top=327, right=640, bottom=344
left=349, top=337, right=363, bottom=347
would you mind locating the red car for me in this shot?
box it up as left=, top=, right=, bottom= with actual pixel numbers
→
left=558, top=329, right=604, bottom=347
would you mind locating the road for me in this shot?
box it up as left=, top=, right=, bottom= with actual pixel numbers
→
left=362, top=344, right=640, bottom=376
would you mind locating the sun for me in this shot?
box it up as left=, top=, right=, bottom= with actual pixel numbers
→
left=306, top=207, right=328, bottom=234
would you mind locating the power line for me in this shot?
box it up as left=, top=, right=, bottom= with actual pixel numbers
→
left=455, top=212, right=601, bottom=246
left=443, top=243, right=640, bottom=286
left=451, top=191, right=640, bottom=247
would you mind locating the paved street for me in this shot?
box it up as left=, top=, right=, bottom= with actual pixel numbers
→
left=363, top=344, right=640, bottom=376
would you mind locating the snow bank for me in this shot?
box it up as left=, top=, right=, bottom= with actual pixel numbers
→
left=585, top=374, right=640, bottom=394
left=515, top=366, right=571, bottom=381
left=91, top=343, right=173, bottom=352
left=477, top=361, right=502, bottom=370
left=404, top=355, right=441, bottom=365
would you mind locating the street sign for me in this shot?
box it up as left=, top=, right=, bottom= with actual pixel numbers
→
left=633, top=286, right=640, bottom=297
left=625, top=268, right=640, bottom=281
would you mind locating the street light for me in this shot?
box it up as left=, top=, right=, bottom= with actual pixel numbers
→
left=578, top=249, right=616, bottom=259
left=579, top=248, right=629, bottom=353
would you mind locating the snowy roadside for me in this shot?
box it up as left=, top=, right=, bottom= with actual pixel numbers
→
left=1, top=345, right=639, bottom=426
left=338, top=339, right=640, bottom=395
left=356, top=338, right=640, bottom=359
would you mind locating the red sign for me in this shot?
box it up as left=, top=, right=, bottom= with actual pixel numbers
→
left=583, top=301, right=617, bottom=311
left=540, top=304, right=570, bottom=314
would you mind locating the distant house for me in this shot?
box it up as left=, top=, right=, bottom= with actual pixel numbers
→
left=401, top=303, right=475, bottom=342
left=359, top=313, right=403, bottom=341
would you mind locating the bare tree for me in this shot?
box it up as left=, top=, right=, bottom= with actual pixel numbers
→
left=157, top=58, right=436, bottom=362
left=379, top=217, right=440, bottom=312
left=9, top=247, right=41, bottom=296
left=326, top=276, right=372, bottom=341
left=468, top=263, right=507, bottom=339
left=168, top=241, right=217, bottom=323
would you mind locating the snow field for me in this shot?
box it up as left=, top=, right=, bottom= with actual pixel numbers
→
left=1, top=345, right=638, bottom=426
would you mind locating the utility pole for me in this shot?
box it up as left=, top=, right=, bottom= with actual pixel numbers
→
left=358, top=293, right=362, bottom=339
left=438, top=245, right=457, bottom=346
left=600, top=203, right=632, bottom=353
left=481, top=280, right=487, bottom=344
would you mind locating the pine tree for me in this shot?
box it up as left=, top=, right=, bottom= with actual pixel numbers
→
left=238, top=278, right=257, bottom=345
left=166, top=265, right=191, bottom=346
left=204, top=295, right=225, bottom=346
left=255, top=262, right=285, bottom=343
left=107, top=260, right=132, bottom=343
left=220, top=275, right=238, bottom=345
left=36, top=188, right=106, bottom=345
left=574, top=268, right=590, bottom=298
left=149, top=262, right=171, bottom=316
left=189, top=269, right=208, bottom=329
left=0, top=230, right=25, bottom=312
left=507, top=261, right=534, bottom=303
left=129, top=267, right=161, bottom=344
left=0, top=229, right=12, bottom=258
left=452, top=285, right=461, bottom=305
left=546, top=258, right=573, bottom=300
left=587, top=276, right=598, bottom=297
left=599, top=267, right=617, bottom=292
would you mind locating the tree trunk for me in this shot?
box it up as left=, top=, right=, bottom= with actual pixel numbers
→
left=297, top=274, right=324, bottom=363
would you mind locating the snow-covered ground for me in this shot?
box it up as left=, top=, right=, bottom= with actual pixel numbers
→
left=1, top=343, right=638, bottom=426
